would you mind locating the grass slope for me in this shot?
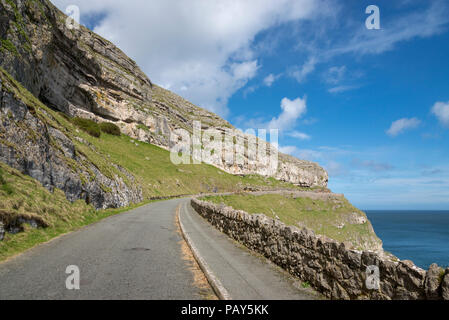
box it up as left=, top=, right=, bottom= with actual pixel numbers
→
left=80, top=133, right=317, bottom=199
left=202, top=193, right=383, bottom=252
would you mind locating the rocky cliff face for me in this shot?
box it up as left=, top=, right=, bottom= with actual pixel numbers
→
left=0, top=0, right=327, bottom=210
left=0, top=68, right=142, bottom=209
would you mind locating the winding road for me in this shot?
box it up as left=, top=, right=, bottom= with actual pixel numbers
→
left=0, top=198, right=320, bottom=300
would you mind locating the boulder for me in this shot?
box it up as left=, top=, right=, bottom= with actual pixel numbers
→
left=425, top=263, right=443, bottom=300
left=442, top=269, right=449, bottom=300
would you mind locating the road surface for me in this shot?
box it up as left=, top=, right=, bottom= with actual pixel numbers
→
left=179, top=201, right=320, bottom=300
left=0, top=198, right=320, bottom=300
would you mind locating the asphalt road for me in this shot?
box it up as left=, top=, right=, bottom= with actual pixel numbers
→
left=0, top=198, right=321, bottom=300
left=0, top=199, right=206, bottom=300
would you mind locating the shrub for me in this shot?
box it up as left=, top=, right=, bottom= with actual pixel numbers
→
left=71, top=117, right=101, bottom=138
left=137, top=124, right=149, bottom=132
left=0, top=168, right=5, bottom=185
left=0, top=39, right=19, bottom=56
left=1, top=183, right=13, bottom=195
left=99, top=122, right=121, bottom=136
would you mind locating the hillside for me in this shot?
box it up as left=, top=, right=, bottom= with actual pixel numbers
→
left=0, top=0, right=383, bottom=258
left=0, top=65, right=325, bottom=257
left=0, top=0, right=328, bottom=188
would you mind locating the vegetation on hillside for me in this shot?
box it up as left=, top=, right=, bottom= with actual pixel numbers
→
left=85, top=134, right=323, bottom=199
left=201, top=193, right=383, bottom=252
left=0, top=162, right=166, bottom=262
left=0, top=66, right=319, bottom=199
left=99, top=122, right=121, bottom=136
left=0, top=162, right=111, bottom=261
left=0, top=66, right=326, bottom=259
left=70, top=118, right=121, bottom=137
left=71, top=117, right=101, bottom=137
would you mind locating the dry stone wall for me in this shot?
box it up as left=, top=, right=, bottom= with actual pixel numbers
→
left=191, top=198, right=449, bottom=300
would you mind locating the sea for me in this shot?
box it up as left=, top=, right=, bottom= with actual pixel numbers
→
left=365, top=210, right=449, bottom=270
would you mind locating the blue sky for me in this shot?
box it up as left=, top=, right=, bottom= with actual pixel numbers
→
left=54, top=0, right=449, bottom=209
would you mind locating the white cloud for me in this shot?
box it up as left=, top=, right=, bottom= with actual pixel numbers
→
left=289, top=57, right=317, bottom=83
left=234, top=96, right=307, bottom=131
left=263, top=73, right=281, bottom=87
left=386, top=118, right=421, bottom=137
left=53, top=0, right=325, bottom=117
left=292, top=2, right=449, bottom=85
left=279, top=145, right=345, bottom=176
left=325, top=66, right=346, bottom=84
left=432, top=100, right=449, bottom=127
left=268, top=97, right=307, bottom=130
left=231, top=61, right=260, bottom=80
left=332, top=2, right=449, bottom=57
left=325, top=160, right=345, bottom=177
left=279, top=146, right=323, bottom=161
left=279, top=145, right=300, bottom=155
left=352, top=159, right=394, bottom=172
left=328, top=85, right=358, bottom=94
left=287, top=131, right=311, bottom=140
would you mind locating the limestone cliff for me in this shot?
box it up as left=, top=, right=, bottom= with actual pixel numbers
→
left=0, top=0, right=328, bottom=191
left=0, top=67, right=142, bottom=209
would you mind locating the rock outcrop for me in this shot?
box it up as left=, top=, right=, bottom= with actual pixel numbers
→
left=0, top=0, right=328, bottom=190
left=0, top=221, right=4, bottom=241
left=425, top=263, right=443, bottom=300
left=0, top=68, right=142, bottom=209
left=443, top=269, right=449, bottom=300
left=191, top=198, right=449, bottom=300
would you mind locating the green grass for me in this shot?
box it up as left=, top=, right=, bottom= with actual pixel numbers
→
left=79, top=133, right=309, bottom=199
left=1, top=67, right=312, bottom=199
left=0, top=167, right=13, bottom=195
left=0, top=167, right=5, bottom=184
left=0, top=64, right=323, bottom=199
left=1, top=183, right=14, bottom=195
left=0, top=161, right=91, bottom=261
left=439, top=269, right=446, bottom=283
left=201, top=193, right=383, bottom=252
left=0, top=39, right=19, bottom=56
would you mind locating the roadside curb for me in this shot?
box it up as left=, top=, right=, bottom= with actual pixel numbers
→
left=177, top=204, right=232, bottom=301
